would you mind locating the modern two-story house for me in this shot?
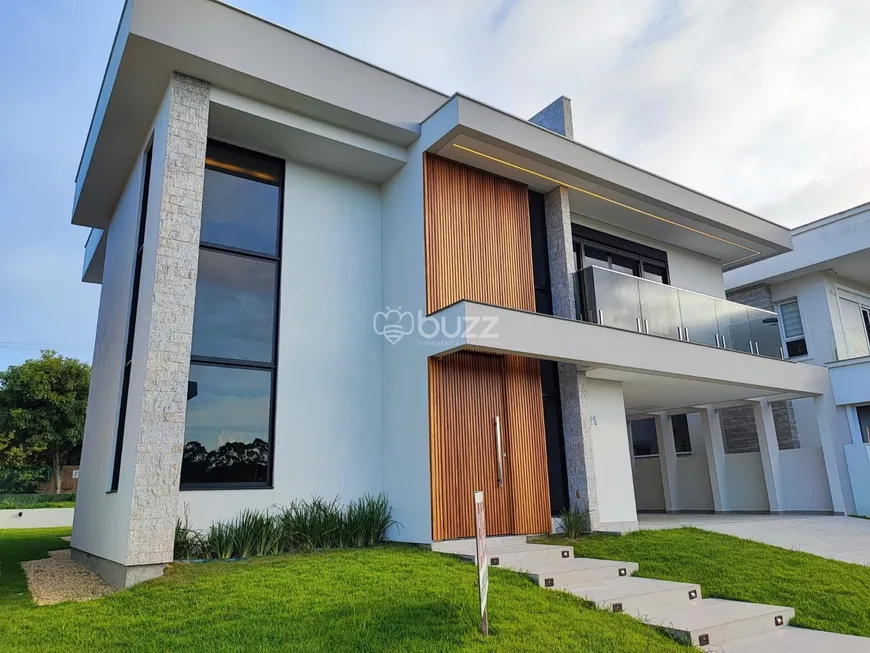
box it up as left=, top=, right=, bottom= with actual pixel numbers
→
left=72, top=0, right=849, bottom=588
left=725, top=202, right=870, bottom=518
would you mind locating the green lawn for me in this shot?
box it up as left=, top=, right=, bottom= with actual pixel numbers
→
left=0, top=495, right=76, bottom=509
left=539, top=527, right=870, bottom=638
left=0, top=528, right=686, bottom=653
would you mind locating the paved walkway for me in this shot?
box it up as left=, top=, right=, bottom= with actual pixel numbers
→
left=639, top=514, right=870, bottom=566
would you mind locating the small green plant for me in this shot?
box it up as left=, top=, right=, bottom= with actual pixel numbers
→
left=345, top=493, right=396, bottom=547
left=559, top=505, right=590, bottom=539
left=173, top=494, right=396, bottom=560
left=230, top=509, right=283, bottom=558
left=174, top=506, right=207, bottom=559
left=279, top=496, right=344, bottom=550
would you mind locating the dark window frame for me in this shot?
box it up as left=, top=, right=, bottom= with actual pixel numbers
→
left=181, top=140, right=284, bottom=491
left=571, top=225, right=670, bottom=321
left=857, top=405, right=870, bottom=445
left=110, top=142, right=153, bottom=493
left=777, top=299, right=809, bottom=359
left=671, top=413, right=692, bottom=454
left=528, top=191, right=568, bottom=514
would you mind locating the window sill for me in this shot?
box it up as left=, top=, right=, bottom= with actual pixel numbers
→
left=633, top=452, right=693, bottom=459
left=180, top=484, right=274, bottom=492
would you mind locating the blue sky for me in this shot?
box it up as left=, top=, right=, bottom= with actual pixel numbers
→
left=2, top=0, right=869, bottom=371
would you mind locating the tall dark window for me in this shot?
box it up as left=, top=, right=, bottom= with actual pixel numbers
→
left=529, top=191, right=568, bottom=514
left=181, top=141, right=283, bottom=489
left=857, top=405, right=870, bottom=445
left=111, top=144, right=153, bottom=492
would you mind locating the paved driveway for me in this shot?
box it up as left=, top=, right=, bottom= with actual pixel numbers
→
left=638, top=514, right=870, bottom=566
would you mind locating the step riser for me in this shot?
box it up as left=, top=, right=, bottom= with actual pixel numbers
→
left=584, top=586, right=702, bottom=614
left=659, top=609, right=794, bottom=648
left=531, top=564, right=638, bottom=589
left=459, top=548, right=572, bottom=568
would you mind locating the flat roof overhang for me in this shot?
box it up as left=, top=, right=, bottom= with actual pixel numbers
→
left=421, top=95, right=793, bottom=270
left=429, top=301, right=830, bottom=413
left=72, top=0, right=449, bottom=230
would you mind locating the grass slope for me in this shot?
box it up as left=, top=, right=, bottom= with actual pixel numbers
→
left=0, top=527, right=686, bottom=653
left=540, top=527, right=870, bottom=638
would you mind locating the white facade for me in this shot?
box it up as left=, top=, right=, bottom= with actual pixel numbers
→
left=70, top=0, right=852, bottom=588
left=725, top=202, right=870, bottom=517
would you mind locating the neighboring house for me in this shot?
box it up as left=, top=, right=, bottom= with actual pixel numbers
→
left=725, top=202, right=870, bottom=519
left=70, top=0, right=847, bottom=589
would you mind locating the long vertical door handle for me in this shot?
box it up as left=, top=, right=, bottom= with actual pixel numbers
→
left=495, top=416, right=504, bottom=488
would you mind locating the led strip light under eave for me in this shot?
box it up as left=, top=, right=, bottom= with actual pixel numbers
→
left=451, top=143, right=760, bottom=257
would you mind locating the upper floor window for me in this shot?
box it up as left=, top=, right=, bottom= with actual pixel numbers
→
left=777, top=300, right=808, bottom=358
left=837, top=291, right=870, bottom=360
left=572, top=225, right=670, bottom=321
left=181, top=141, right=283, bottom=489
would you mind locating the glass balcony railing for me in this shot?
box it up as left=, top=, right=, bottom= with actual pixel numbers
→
left=577, top=265, right=783, bottom=358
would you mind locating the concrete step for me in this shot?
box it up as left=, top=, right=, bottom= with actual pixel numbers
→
left=639, top=598, right=793, bottom=648
left=703, top=625, right=870, bottom=652
left=570, top=577, right=702, bottom=614
left=456, top=543, right=574, bottom=568
left=430, top=535, right=532, bottom=554
left=524, top=558, right=639, bottom=589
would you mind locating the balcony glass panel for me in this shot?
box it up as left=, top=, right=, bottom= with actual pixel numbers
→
left=751, top=314, right=783, bottom=358
left=578, top=266, right=781, bottom=358
left=583, top=265, right=640, bottom=331
left=639, top=280, right=681, bottom=339
left=678, top=290, right=719, bottom=347
left=721, top=303, right=753, bottom=354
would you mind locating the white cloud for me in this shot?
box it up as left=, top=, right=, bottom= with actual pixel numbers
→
left=233, top=0, right=870, bottom=227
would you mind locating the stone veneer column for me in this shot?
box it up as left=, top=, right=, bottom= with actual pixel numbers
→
left=543, top=185, right=603, bottom=529
left=125, top=73, right=210, bottom=569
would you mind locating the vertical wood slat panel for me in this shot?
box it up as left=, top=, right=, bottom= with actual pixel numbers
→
left=429, top=352, right=550, bottom=540
left=429, top=353, right=511, bottom=540
left=504, top=355, right=552, bottom=535
left=423, top=154, right=535, bottom=315
left=425, top=154, right=550, bottom=541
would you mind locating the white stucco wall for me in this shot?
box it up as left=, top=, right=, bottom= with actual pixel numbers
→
left=73, top=81, right=203, bottom=564
left=845, top=444, right=870, bottom=516
left=587, top=379, right=638, bottom=527
left=1, top=508, right=75, bottom=530
left=631, top=413, right=714, bottom=513
left=180, top=162, right=385, bottom=528
left=632, top=457, right=665, bottom=511
left=779, top=448, right=834, bottom=512
left=571, top=214, right=727, bottom=298
left=724, top=452, right=769, bottom=511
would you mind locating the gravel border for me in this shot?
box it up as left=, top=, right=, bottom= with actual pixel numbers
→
left=22, top=549, right=115, bottom=605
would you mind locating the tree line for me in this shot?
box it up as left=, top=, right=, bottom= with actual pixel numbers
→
left=0, top=350, right=90, bottom=493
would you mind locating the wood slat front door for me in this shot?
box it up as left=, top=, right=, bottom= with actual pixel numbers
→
left=430, top=352, right=553, bottom=541
left=430, top=352, right=512, bottom=540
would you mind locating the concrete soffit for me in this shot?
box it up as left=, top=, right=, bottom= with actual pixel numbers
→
left=421, top=95, right=793, bottom=269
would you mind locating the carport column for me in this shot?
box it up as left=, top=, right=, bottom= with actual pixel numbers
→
left=543, top=185, right=602, bottom=528
left=699, top=407, right=729, bottom=512
left=751, top=399, right=783, bottom=513
left=813, top=393, right=848, bottom=515
left=654, top=412, right=680, bottom=512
